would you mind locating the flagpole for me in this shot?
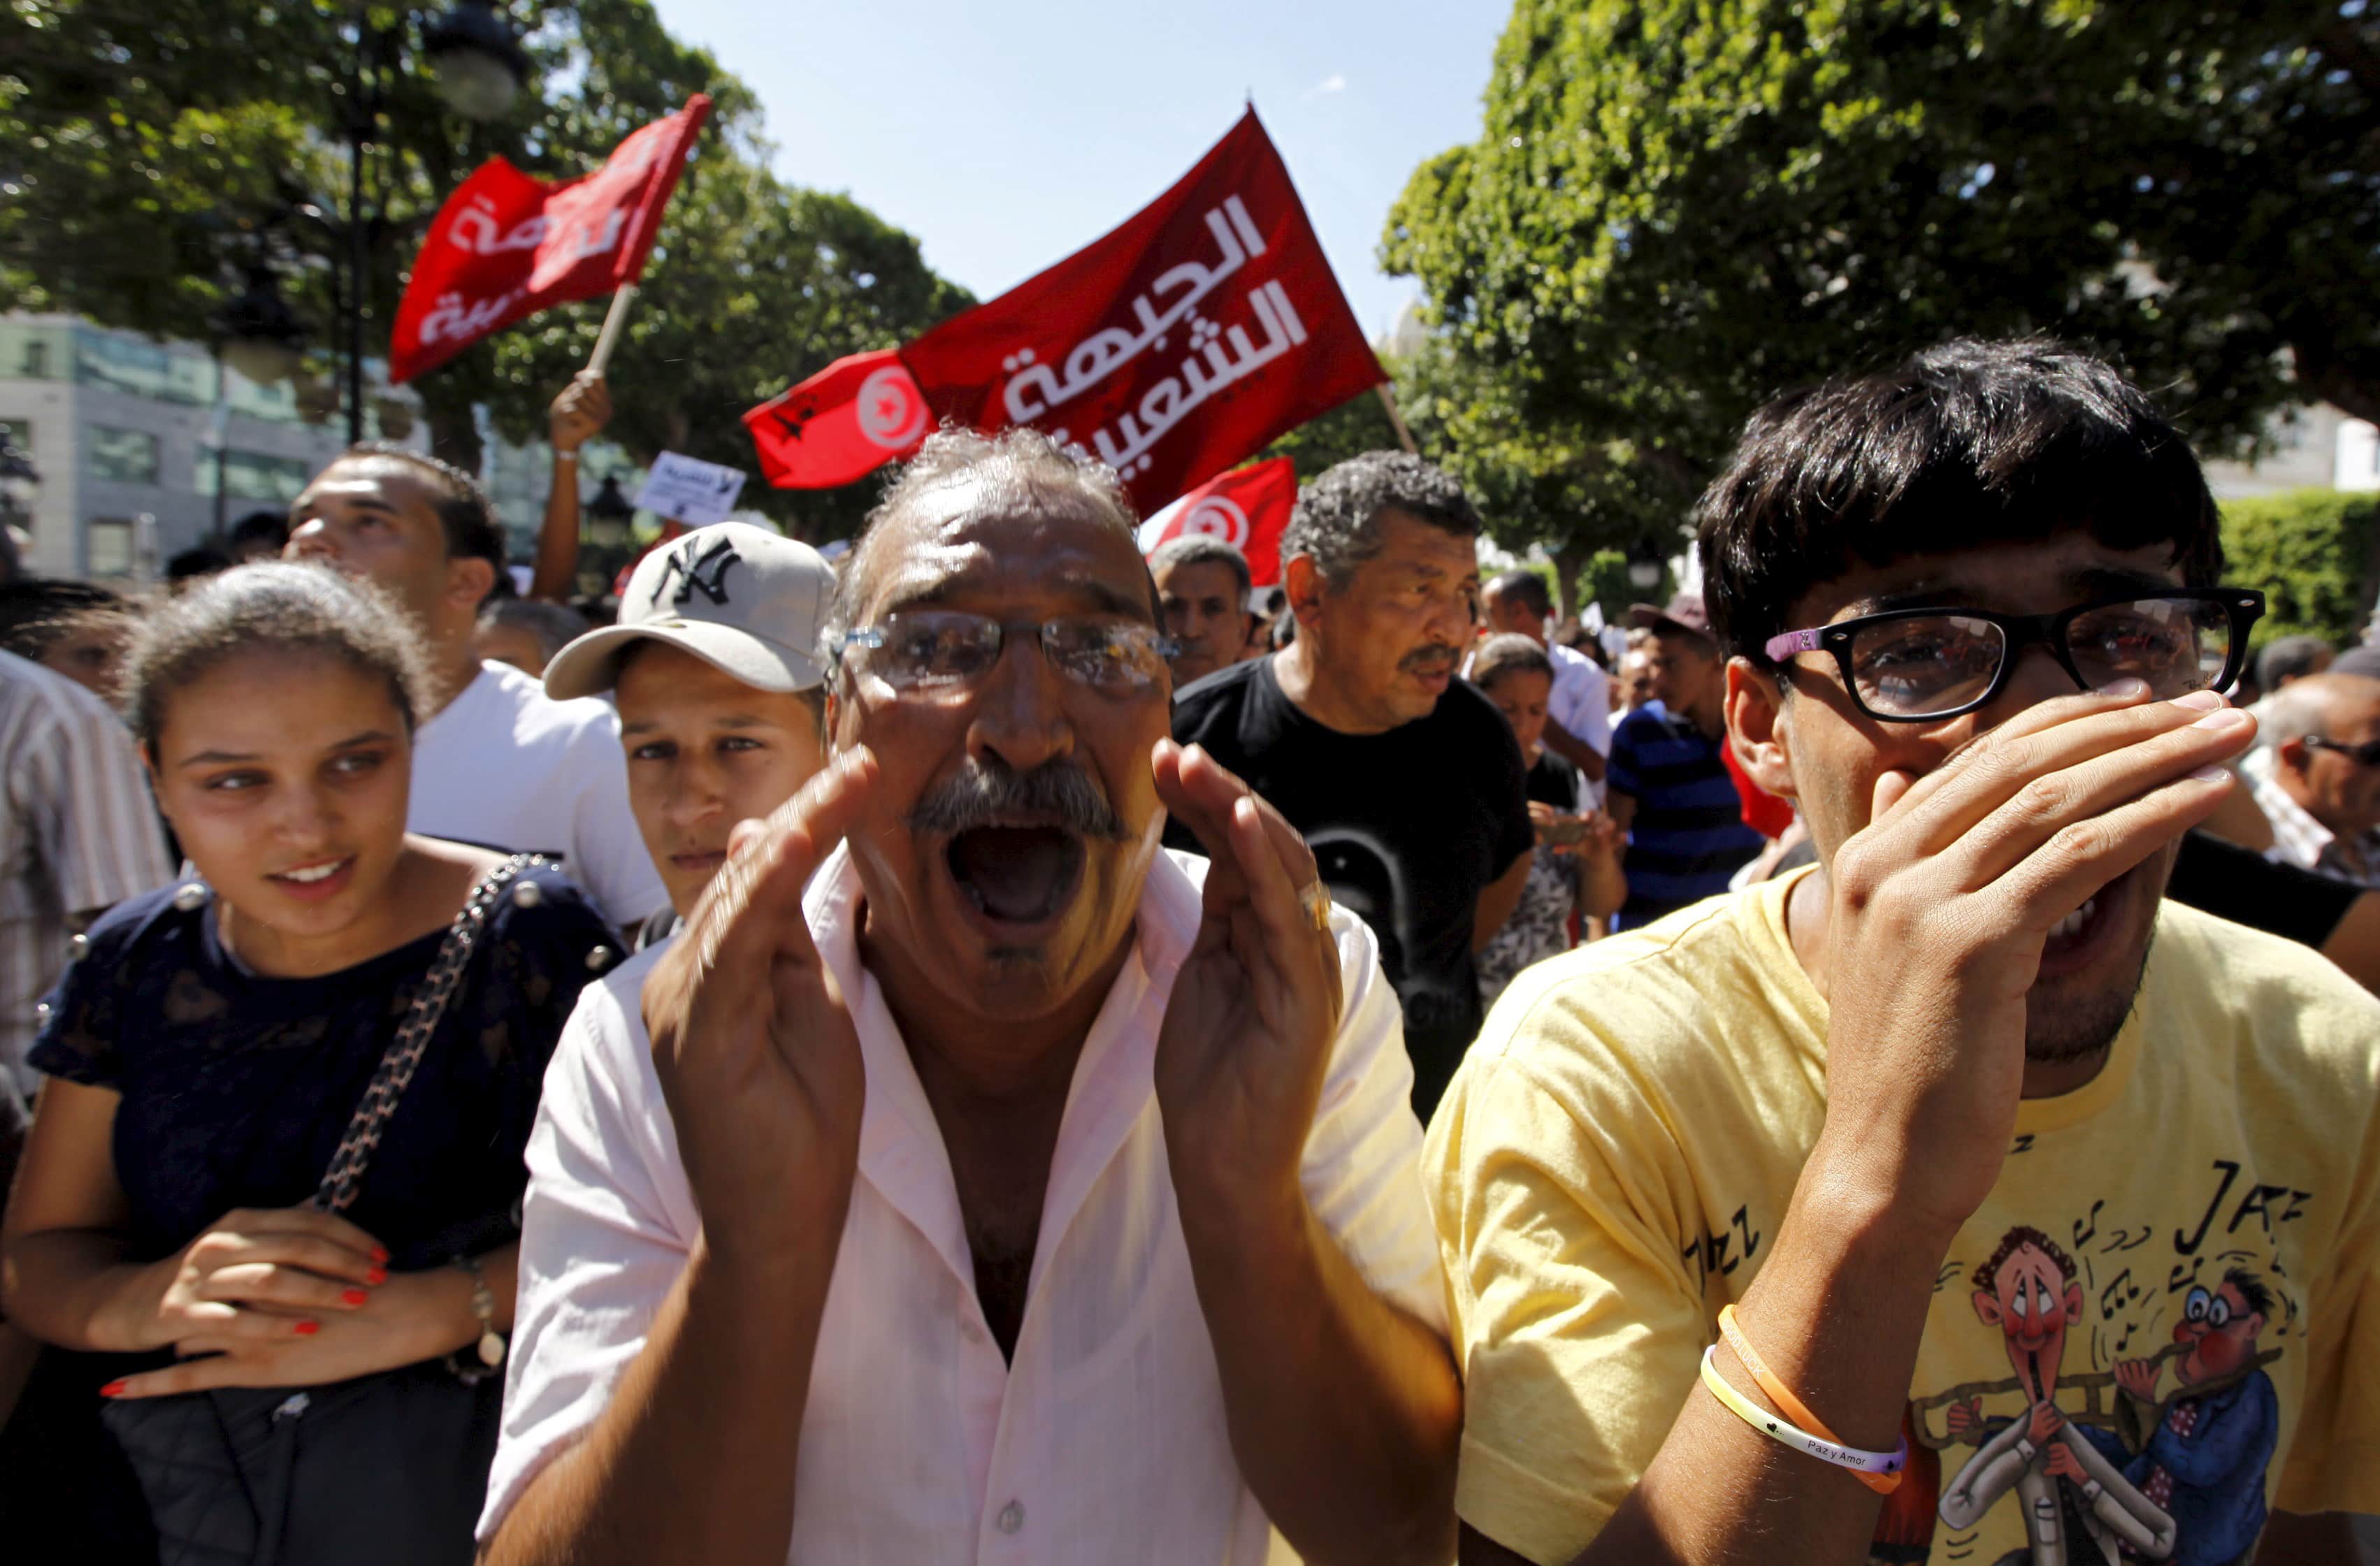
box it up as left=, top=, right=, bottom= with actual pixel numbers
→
left=1375, top=384, right=1420, bottom=456
left=587, top=284, right=639, bottom=376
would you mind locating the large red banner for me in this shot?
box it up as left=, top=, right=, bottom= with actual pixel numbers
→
left=389, top=96, right=712, bottom=384
left=1134, top=456, right=1297, bottom=587
left=744, top=110, right=1381, bottom=513
left=900, top=109, right=1382, bottom=514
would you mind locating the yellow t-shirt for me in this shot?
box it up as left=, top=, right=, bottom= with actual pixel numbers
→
left=1426, top=869, right=2380, bottom=1566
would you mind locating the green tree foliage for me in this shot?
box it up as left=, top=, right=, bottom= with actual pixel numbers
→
left=1385, top=1, right=2380, bottom=556
left=2220, top=488, right=2380, bottom=651
left=0, top=0, right=966, bottom=524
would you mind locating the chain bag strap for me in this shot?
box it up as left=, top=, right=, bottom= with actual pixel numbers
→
left=309, top=854, right=540, bottom=1216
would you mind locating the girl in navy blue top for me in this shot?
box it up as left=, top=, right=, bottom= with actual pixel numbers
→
left=0, top=562, right=619, bottom=1560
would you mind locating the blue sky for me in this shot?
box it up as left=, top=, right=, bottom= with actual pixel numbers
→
left=651, top=1, right=1513, bottom=342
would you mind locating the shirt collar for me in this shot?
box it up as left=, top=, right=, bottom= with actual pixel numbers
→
left=802, top=841, right=1206, bottom=1295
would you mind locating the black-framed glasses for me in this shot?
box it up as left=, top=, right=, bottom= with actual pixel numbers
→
left=1763, top=589, right=2265, bottom=723
left=833, top=610, right=1179, bottom=698
left=2302, top=735, right=2380, bottom=767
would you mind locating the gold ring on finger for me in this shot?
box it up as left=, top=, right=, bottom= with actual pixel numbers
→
left=1299, top=880, right=1332, bottom=934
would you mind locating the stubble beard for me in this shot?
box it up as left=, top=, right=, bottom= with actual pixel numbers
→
left=2022, top=925, right=2156, bottom=1065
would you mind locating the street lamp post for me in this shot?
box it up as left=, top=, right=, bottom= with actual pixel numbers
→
left=310, top=3, right=533, bottom=446
left=581, top=472, right=637, bottom=600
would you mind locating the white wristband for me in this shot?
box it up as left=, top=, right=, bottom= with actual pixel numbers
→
left=1699, top=1346, right=1909, bottom=1478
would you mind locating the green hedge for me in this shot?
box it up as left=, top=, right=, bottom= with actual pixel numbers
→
left=2219, top=488, right=2380, bottom=650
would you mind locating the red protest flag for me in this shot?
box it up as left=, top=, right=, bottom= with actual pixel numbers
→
left=389, top=95, right=712, bottom=384
left=897, top=109, right=1383, bottom=515
left=742, top=349, right=932, bottom=488
left=1135, top=456, right=1297, bottom=587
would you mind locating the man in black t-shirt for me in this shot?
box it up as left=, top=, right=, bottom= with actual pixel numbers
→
left=1170, top=453, right=1534, bottom=1114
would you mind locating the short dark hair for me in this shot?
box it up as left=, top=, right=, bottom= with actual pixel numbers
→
left=229, top=509, right=290, bottom=553
left=166, top=546, right=232, bottom=583
left=1696, top=338, right=2224, bottom=667
left=828, top=426, right=1150, bottom=688
left=1470, top=632, right=1554, bottom=690
left=1149, top=535, right=1253, bottom=600
left=1282, top=451, right=1482, bottom=588
left=1972, top=1224, right=2075, bottom=1293
left=2255, top=634, right=2334, bottom=692
left=1486, top=569, right=1552, bottom=619
left=477, top=597, right=591, bottom=667
left=123, top=561, right=432, bottom=748
left=2222, top=1267, right=2275, bottom=1319
left=338, top=441, right=506, bottom=572
left=0, top=578, right=130, bottom=661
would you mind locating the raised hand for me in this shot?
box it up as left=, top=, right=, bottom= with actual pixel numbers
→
left=2114, top=1358, right=2163, bottom=1404
left=1811, top=684, right=2254, bottom=1241
left=549, top=370, right=612, bottom=454
left=641, top=749, right=878, bottom=1273
left=1150, top=740, right=1343, bottom=1217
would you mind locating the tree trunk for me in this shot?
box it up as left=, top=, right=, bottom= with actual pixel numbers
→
left=418, top=375, right=484, bottom=477
left=1552, top=544, right=1587, bottom=623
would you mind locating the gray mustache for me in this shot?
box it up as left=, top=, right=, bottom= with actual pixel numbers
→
left=908, top=760, right=1130, bottom=841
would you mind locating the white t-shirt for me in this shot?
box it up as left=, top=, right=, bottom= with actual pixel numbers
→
left=408, top=661, right=666, bottom=928
left=481, top=845, right=1445, bottom=1565
left=1545, top=640, right=1611, bottom=759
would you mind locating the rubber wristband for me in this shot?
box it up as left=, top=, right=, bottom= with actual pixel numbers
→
left=554, top=449, right=579, bottom=462
left=1718, top=1304, right=1904, bottom=1495
left=1700, top=1346, right=1907, bottom=1488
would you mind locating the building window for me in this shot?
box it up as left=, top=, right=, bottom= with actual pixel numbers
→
left=87, top=426, right=162, bottom=485
left=86, top=518, right=134, bottom=577
left=195, top=449, right=312, bottom=505
left=75, top=326, right=215, bottom=406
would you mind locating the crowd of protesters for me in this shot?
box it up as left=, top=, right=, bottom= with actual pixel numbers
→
left=0, top=337, right=2370, bottom=1566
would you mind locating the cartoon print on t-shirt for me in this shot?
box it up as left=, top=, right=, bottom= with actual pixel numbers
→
left=1935, top=1226, right=2179, bottom=1563
left=1887, top=1159, right=2308, bottom=1566
left=2104, top=1271, right=2281, bottom=1566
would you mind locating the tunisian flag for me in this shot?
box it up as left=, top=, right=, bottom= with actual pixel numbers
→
left=744, top=110, right=1381, bottom=513
left=1134, top=457, right=1297, bottom=587
left=389, top=96, right=712, bottom=383
left=742, top=349, right=930, bottom=488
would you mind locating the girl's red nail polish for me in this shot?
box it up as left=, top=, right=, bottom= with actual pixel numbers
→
left=342, top=1288, right=368, bottom=1306
left=99, top=1380, right=127, bottom=1398
left=370, top=1246, right=389, bottom=1265
left=294, top=1320, right=320, bottom=1337
left=366, top=1268, right=387, bottom=1286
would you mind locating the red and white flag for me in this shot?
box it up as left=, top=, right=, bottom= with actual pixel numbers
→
left=901, top=110, right=1381, bottom=514
left=1135, top=456, right=1297, bottom=587
left=742, top=348, right=930, bottom=488
left=743, top=110, right=1381, bottom=512
left=389, top=96, right=711, bottom=383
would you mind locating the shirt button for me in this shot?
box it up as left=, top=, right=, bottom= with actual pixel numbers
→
left=996, top=1500, right=1023, bottom=1535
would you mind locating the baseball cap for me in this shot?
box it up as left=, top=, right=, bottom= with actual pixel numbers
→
left=1627, top=592, right=1714, bottom=641
left=542, top=521, right=835, bottom=700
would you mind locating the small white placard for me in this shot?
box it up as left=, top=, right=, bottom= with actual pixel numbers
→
left=633, top=451, right=748, bottom=525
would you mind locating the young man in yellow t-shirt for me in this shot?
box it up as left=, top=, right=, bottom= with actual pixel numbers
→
left=1426, top=338, right=2380, bottom=1566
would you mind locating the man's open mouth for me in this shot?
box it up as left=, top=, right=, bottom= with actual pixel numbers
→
left=946, top=823, right=1086, bottom=927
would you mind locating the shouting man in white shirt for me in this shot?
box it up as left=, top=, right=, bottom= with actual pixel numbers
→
left=286, top=442, right=668, bottom=929
left=479, top=428, right=1460, bottom=1566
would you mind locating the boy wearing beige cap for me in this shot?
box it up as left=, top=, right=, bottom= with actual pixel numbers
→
left=544, top=521, right=836, bottom=945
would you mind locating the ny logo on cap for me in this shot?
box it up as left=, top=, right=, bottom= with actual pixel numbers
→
left=652, top=535, right=739, bottom=608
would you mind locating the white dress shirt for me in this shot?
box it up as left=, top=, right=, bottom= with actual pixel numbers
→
left=406, top=660, right=668, bottom=927
left=482, top=843, right=1443, bottom=1565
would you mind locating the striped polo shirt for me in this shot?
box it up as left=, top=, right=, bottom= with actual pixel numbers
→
left=0, top=650, right=172, bottom=1098
left=1606, top=704, right=1763, bottom=929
